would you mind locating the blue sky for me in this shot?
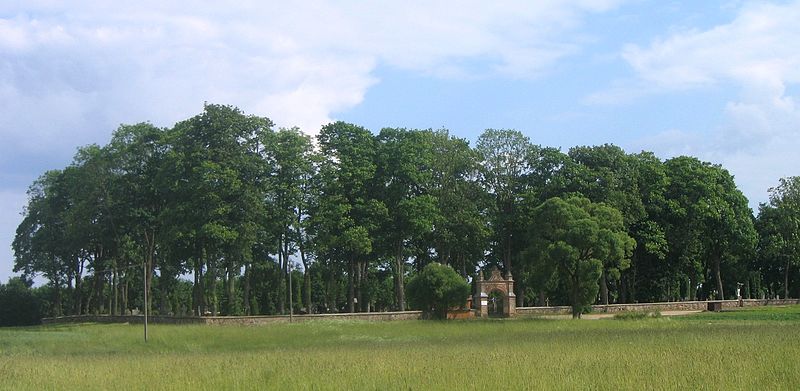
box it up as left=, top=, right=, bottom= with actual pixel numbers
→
left=2, top=1, right=800, bottom=282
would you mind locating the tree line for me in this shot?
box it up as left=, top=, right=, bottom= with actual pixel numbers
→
left=10, top=104, right=800, bottom=318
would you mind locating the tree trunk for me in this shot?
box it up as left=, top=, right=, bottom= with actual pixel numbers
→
left=243, top=263, right=251, bottom=315
left=277, top=239, right=285, bottom=314
left=296, top=216, right=312, bottom=314
left=105, top=273, right=111, bottom=314
left=359, top=261, right=369, bottom=312
left=53, top=276, right=63, bottom=317
left=713, top=253, right=724, bottom=300
left=283, top=237, right=291, bottom=314
left=143, top=230, right=157, bottom=318
left=112, top=267, right=119, bottom=315
left=571, top=274, right=581, bottom=319
left=209, top=262, right=218, bottom=316
left=85, top=276, right=96, bottom=315
left=193, top=260, right=206, bottom=315
left=600, top=268, right=609, bottom=306
left=785, top=259, right=790, bottom=299
left=74, top=257, right=84, bottom=315
left=746, top=277, right=752, bottom=300
left=225, top=262, right=236, bottom=315
left=326, top=266, right=335, bottom=312
left=348, top=259, right=355, bottom=313
left=394, top=241, right=406, bottom=311
left=122, top=279, right=128, bottom=314
left=303, top=269, right=312, bottom=314
left=619, top=271, right=629, bottom=303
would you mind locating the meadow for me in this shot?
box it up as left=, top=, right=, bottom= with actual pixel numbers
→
left=1, top=306, right=799, bottom=390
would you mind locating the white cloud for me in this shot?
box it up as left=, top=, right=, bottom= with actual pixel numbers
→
left=619, top=1, right=800, bottom=206
left=621, top=2, right=800, bottom=91
left=0, top=1, right=622, bottom=147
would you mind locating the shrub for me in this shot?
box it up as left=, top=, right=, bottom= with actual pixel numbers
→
left=0, top=278, right=43, bottom=326
left=406, top=263, right=471, bottom=319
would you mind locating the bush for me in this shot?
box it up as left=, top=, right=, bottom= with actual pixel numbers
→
left=0, top=278, right=43, bottom=327
left=406, top=263, right=471, bottom=319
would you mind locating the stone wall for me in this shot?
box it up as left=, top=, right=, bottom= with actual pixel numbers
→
left=42, top=310, right=423, bottom=326
left=41, top=299, right=800, bottom=325
left=516, top=298, right=800, bottom=316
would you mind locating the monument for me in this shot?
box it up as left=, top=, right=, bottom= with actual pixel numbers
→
left=474, top=266, right=516, bottom=318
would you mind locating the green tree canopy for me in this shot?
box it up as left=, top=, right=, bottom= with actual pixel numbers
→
left=757, top=176, right=800, bottom=299
left=524, top=196, right=634, bottom=318
left=406, top=262, right=470, bottom=319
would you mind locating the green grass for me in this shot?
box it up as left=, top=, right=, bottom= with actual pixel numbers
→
left=1, top=306, right=800, bottom=390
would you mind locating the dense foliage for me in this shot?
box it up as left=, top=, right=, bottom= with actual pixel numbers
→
left=406, top=262, right=471, bottom=319
left=10, top=103, right=797, bottom=318
left=0, top=277, right=42, bottom=326
left=524, top=196, right=635, bottom=318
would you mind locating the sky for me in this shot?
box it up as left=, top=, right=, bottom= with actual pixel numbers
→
left=2, top=1, right=800, bottom=282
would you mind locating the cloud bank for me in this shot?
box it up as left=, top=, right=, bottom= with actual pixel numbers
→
left=619, top=1, right=800, bottom=206
left=0, top=1, right=620, bottom=148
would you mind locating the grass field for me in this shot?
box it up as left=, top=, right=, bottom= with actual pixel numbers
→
left=1, top=306, right=799, bottom=390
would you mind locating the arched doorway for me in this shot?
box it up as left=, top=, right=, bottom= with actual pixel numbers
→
left=475, top=266, right=516, bottom=318
left=487, top=289, right=505, bottom=317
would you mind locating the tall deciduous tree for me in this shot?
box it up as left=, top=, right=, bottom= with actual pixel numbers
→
left=664, top=157, right=756, bottom=300
left=525, top=196, right=634, bottom=318
left=476, top=129, right=531, bottom=305
left=567, top=144, right=664, bottom=305
left=13, top=171, right=70, bottom=315
left=375, top=128, right=437, bottom=311
left=264, top=127, right=316, bottom=313
left=169, top=104, right=272, bottom=315
left=758, top=177, right=800, bottom=299
left=429, top=130, right=490, bottom=277
left=108, top=122, right=170, bottom=316
left=314, top=122, right=382, bottom=312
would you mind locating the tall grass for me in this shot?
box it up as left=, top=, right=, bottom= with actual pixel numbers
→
left=1, top=306, right=799, bottom=390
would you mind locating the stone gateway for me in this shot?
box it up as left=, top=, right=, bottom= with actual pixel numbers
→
left=475, top=266, right=516, bottom=318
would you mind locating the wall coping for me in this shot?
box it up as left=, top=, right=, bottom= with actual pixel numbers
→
left=42, top=299, right=800, bottom=324
left=42, top=310, right=424, bottom=325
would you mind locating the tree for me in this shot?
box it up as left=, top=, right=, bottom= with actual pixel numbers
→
left=406, top=263, right=470, bottom=319
left=0, top=277, right=42, bottom=326
left=757, top=177, right=800, bottom=298
left=313, top=121, right=383, bottom=312
left=624, top=152, right=669, bottom=303
left=663, top=157, right=756, bottom=300
left=108, top=122, right=171, bottom=317
left=13, top=171, right=70, bottom=316
left=525, top=196, right=634, bottom=318
left=476, top=129, right=532, bottom=305
left=428, top=130, right=490, bottom=277
left=167, top=104, right=274, bottom=316
left=375, top=128, right=438, bottom=311
left=264, top=127, right=316, bottom=313
left=567, top=145, right=667, bottom=304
